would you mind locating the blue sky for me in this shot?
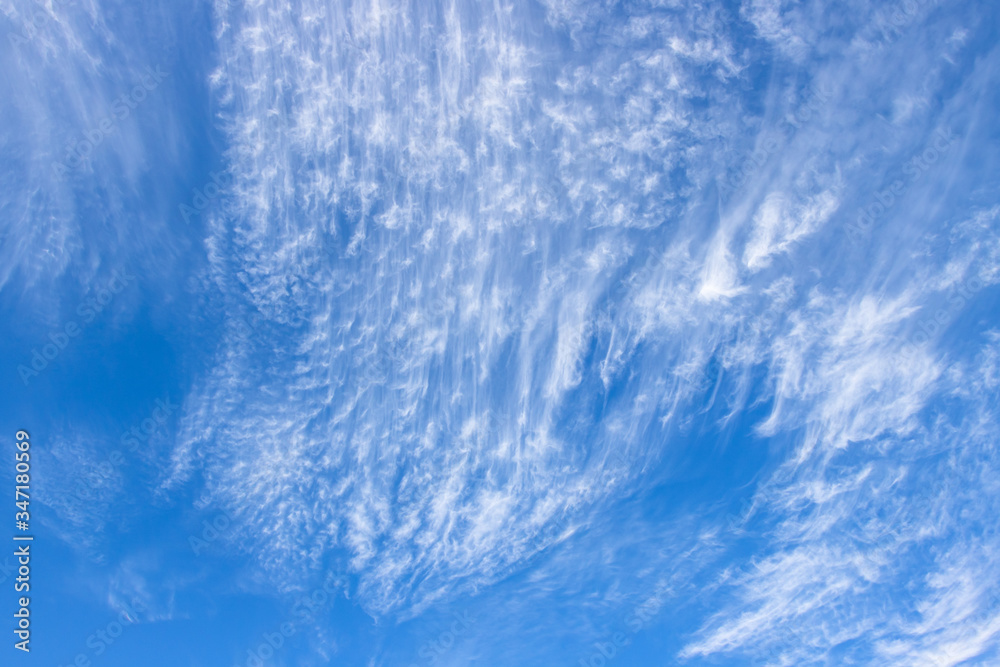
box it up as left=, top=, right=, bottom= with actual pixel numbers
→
left=1, top=0, right=999, bottom=665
